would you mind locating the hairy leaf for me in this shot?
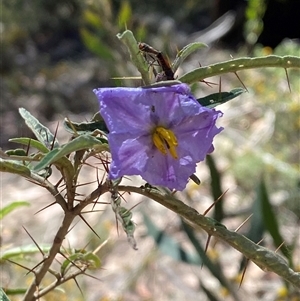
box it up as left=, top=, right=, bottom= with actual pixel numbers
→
left=172, top=42, right=207, bottom=72
left=198, top=88, right=245, bottom=108
left=33, top=135, right=107, bottom=172
left=18, top=108, right=59, bottom=149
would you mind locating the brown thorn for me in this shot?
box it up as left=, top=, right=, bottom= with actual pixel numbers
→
left=55, top=177, right=64, bottom=188
left=76, top=180, right=98, bottom=188
left=197, top=62, right=218, bottom=87
left=58, top=252, right=82, bottom=275
left=81, top=271, right=103, bottom=282
left=6, top=259, right=33, bottom=273
left=22, top=226, right=45, bottom=256
left=127, top=200, right=144, bottom=212
left=25, top=258, right=47, bottom=275
left=34, top=201, right=57, bottom=215
left=79, top=214, right=101, bottom=239
left=202, top=235, right=212, bottom=269
left=203, top=188, right=229, bottom=216
left=51, top=122, right=59, bottom=150
left=73, top=277, right=84, bottom=298
left=25, top=138, right=31, bottom=156
left=234, top=214, right=253, bottom=232
left=66, top=220, right=80, bottom=235
left=275, top=241, right=285, bottom=253
left=233, top=71, right=248, bottom=92
left=239, top=237, right=264, bottom=289
left=284, top=68, right=291, bottom=92
left=239, top=258, right=249, bottom=289
left=81, top=209, right=105, bottom=214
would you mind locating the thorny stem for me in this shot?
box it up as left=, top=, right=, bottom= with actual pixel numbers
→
left=118, top=185, right=300, bottom=288
left=23, top=179, right=109, bottom=301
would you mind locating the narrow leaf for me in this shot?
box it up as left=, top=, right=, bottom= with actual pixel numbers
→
left=143, top=213, right=201, bottom=264
left=197, top=88, right=245, bottom=108
left=18, top=108, right=59, bottom=149
left=63, top=117, right=109, bottom=134
left=9, top=138, right=49, bottom=153
left=117, top=30, right=151, bottom=85
left=80, top=28, right=113, bottom=60
left=181, top=221, right=238, bottom=298
left=179, top=55, right=300, bottom=84
left=258, top=177, right=292, bottom=263
left=118, top=1, right=132, bottom=28
left=0, top=288, right=11, bottom=301
left=206, top=155, right=224, bottom=221
left=0, top=202, right=30, bottom=220
left=172, top=42, right=207, bottom=72
left=0, top=158, right=31, bottom=177
left=1, top=245, right=52, bottom=260
left=33, top=135, right=107, bottom=172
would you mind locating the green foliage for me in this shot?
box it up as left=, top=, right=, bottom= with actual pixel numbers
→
left=0, top=202, right=30, bottom=220
left=1, top=29, right=300, bottom=300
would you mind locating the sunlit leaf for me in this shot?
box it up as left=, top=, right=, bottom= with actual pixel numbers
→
left=206, top=155, right=224, bottom=221
left=63, top=117, right=109, bottom=135
left=9, top=138, right=49, bottom=153
left=0, top=245, right=52, bottom=260
left=0, top=288, right=11, bottom=301
left=33, top=135, right=107, bottom=172
left=258, top=177, right=292, bottom=263
left=0, top=202, right=30, bottom=220
left=83, top=10, right=102, bottom=28
left=18, top=108, right=59, bottom=149
left=61, top=251, right=101, bottom=275
left=0, top=158, right=31, bottom=177
left=172, top=42, right=207, bottom=72
left=181, top=221, right=238, bottom=297
left=80, top=28, right=113, bottom=60
left=197, top=88, right=245, bottom=108
left=118, top=1, right=132, bottom=28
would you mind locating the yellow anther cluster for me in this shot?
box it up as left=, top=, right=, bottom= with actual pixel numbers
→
left=152, top=126, right=178, bottom=159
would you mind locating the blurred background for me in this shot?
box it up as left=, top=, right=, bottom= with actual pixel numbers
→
left=1, top=0, right=300, bottom=300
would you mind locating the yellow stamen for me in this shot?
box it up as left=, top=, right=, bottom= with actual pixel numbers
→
left=152, top=126, right=178, bottom=159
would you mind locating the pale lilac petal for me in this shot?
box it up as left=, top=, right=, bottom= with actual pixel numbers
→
left=94, top=83, right=223, bottom=190
left=93, top=88, right=152, bottom=133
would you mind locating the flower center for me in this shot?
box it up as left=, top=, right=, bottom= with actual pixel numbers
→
left=152, top=126, right=178, bottom=159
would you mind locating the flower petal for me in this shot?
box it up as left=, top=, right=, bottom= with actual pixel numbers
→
left=94, top=83, right=223, bottom=190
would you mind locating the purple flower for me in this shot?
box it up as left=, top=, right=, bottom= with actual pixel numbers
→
left=93, top=83, right=223, bottom=190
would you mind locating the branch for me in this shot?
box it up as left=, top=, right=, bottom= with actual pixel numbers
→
left=118, top=185, right=300, bottom=288
left=179, top=55, right=300, bottom=83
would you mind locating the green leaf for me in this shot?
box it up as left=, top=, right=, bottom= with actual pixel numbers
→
left=0, top=244, right=52, bottom=260
left=0, top=288, right=11, bottom=301
left=0, top=158, right=31, bottom=177
left=206, top=155, right=224, bottom=221
left=80, top=28, right=113, bottom=60
left=9, top=138, right=49, bottom=153
left=117, top=30, right=151, bottom=85
left=63, top=117, right=109, bottom=134
left=179, top=55, right=300, bottom=83
left=33, top=135, right=107, bottom=172
left=0, top=202, right=30, bottom=220
left=143, top=213, right=201, bottom=264
left=18, top=108, right=59, bottom=149
left=197, top=88, right=245, bottom=108
left=118, top=1, right=132, bottom=28
left=258, top=177, right=292, bottom=264
left=61, top=251, right=101, bottom=275
left=172, top=42, right=207, bottom=72
left=181, top=221, right=238, bottom=298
